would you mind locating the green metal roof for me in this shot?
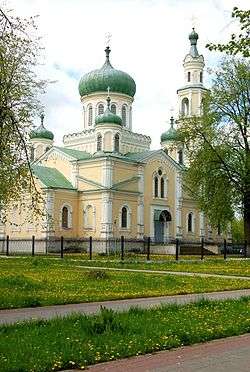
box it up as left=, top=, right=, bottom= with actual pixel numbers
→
left=54, top=147, right=92, bottom=160
left=32, top=165, right=75, bottom=189
left=78, top=47, right=136, bottom=98
left=188, top=27, right=199, bottom=58
left=125, top=151, right=156, bottom=161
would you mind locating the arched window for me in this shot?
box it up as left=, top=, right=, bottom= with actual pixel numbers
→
left=160, top=177, right=165, bottom=198
left=188, top=213, right=193, bottom=233
left=181, top=98, right=189, bottom=116
left=121, top=206, right=128, bottom=228
left=200, top=71, right=203, bottom=83
left=154, top=176, right=158, bottom=198
left=62, top=206, right=69, bottom=229
left=111, top=104, right=116, bottom=114
left=114, top=133, right=120, bottom=152
left=88, top=105, right=93, bottom=126
left=187, top=71, right=191, bottom=82
left=97, top=134, right=102, bottom=152
left=98, top=104, right=104, bottom=115
left=122, top=105, right=127, bottom=126
left=178, top=149, right=183, bottom=164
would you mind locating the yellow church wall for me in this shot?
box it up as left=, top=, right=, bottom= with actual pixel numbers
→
left=78, top=162, right=102, bottom=185
left=52, top=190, right=79, bottom=238
left=143, top=158, right=176, bottom=237
left=113, top=161, right=138, bottom=184
left=79, top=192, right=103, bottom=238
left=42, top=156, right=72, bottom=182
left=112, top=193, right=138, bottom=238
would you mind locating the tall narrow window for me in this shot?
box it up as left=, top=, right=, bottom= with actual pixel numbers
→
left=121, top=207, right=128, bottom=228
left=154, top=177, right=158, bottom=198
left=62, top=206, right=69, bottom=229
left=97, top=134, right=102, bottom=152
left=111, top=104, right=116, bottom=114
left=88, top=105, right=93, bottom=126
left=200, top=71, right=203, bottom=83
left=178, top=149, right=183, bottom=164
left=114, top=133, right=120, bottom=152
left=160, top=177, right=165, bottom=198
left=188, top=213, right=193, bottom=232
left=98, top=104, right=104, bottom=115
left=181, top=98, right=189, bottom=116
left=187, top=71, right=191, bottom=82
left=122, top=105, right=127, bottom=126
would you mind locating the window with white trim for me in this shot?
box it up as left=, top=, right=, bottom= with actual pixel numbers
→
left=122, top=105, right=127, bottom=126
left=98, top=104, right=104, bottom=115
left=187, top=212, right=193, bottom=233
left=97, top=134, right=102, bottom=152
left=114, top=133, right=120, bottom=152
left=88, top=105, right=93, bottom=126
left=121, top=206, right=128, bottom=228
left=111, top=103, right=116, bottom=114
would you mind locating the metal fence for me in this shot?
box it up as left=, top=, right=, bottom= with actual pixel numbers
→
left=0, top=235, right=248, bottom=260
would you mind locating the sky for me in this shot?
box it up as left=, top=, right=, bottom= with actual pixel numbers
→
left=8, top=0, right=248, bottom=149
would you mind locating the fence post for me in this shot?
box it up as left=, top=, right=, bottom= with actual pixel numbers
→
left=175, top=238, right=179, bottom=261
left=89, top=236, right=92, bottom=260
left=121, top=235, right=124, bottom=261
left=201, top=237, right=204, bottom=260
left=147, top=237, right=150, bottom=261
left=60, top=236, right=64, bottom=259
left=32, top=235, right=35, bottom=256
left=6, top=235, right=9, bottom=256
left=244, top=240, right=247, bottom=258
left=223, top=239, right=227, bottom=260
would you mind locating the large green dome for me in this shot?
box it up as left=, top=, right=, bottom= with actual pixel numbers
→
left=30, top=114, right=54, bottom=141
left=161, top=117, right=180, bottom=142
left=78, top=47, right=136, bottom=98
left=95, top=97, right=122, bottom=126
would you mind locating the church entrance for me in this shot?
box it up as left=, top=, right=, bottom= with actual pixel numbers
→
left=154, top=210, right=172, bottom=243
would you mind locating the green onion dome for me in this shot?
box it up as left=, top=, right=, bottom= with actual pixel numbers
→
left=95, top=96, right=122, bottom=126
left=79, top=47, right=136, bottom=98
left=161, top=117, right=180, bottom=142
left=30, top=114, right=54, bottom=141
left=189, top=27, right=199, bottom=44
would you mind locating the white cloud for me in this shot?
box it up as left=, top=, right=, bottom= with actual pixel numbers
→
left=8, top=0, right=248, bottom=148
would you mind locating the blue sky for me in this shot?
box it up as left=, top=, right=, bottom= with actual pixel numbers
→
left=9, top=0, right=248, bottom=149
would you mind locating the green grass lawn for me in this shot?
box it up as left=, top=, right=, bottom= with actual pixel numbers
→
left=1, top=297, right=250, bottom=372
left=64, top=254, right=250, bottom=277
left=0, top=257, right=250, bottom=309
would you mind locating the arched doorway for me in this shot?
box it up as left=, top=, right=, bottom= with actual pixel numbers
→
left=154, top=210, right=172, bottom=243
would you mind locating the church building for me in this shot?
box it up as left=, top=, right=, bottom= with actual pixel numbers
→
left=2, top=29, right=221, bottom=248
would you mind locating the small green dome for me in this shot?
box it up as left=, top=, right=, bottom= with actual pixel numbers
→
left=79, top=47, right=136, bottom=98
left=189, top=28, right=199, bottom=44
left=30, top=114, right=54, bottom=141
left=95, top=97, right=122, bottom=126
left=161, top=117, right=180, bottom=142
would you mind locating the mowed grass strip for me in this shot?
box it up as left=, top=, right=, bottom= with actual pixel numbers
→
left=64, top=254, right=250, bottom=277
left=1, top=297, right=250, bottom=372
left=1, top=257, right=250, bottom=309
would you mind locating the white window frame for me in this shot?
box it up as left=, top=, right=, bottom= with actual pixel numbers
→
left=60, top=203, right=73, bottom=230
left=119, top=204, right=131, bottom=230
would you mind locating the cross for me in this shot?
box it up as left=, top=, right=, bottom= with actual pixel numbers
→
left=105, top=32, right=112, bottom=47
left=191, top=15, right=198, bottom=29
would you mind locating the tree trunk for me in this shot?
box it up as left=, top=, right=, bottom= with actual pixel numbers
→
left=243, top=191, right=250, bottom=257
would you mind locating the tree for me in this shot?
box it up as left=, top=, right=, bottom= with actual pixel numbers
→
left=0, top=6, right=46, bottom=221
left=231, top=218, right=244, bottom=243
left=206, top=7, right=250, bottom=57
left=180, top=58, right=250, bottom=254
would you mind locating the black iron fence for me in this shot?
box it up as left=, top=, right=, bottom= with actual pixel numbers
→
left=0, top=235, right=248, bottom=260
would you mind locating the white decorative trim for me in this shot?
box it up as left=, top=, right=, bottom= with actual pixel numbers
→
left=119, top=204, right=131, bottom=230
left=186, top=211, right=195, bottom=233
left=59, top=203, right=73, bottom=230
left=83, top=204, right=96, bottom=231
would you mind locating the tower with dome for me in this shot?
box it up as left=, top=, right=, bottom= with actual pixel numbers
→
left=2, top=29, right=222, bottom=251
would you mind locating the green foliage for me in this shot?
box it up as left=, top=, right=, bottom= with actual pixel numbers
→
left=179, top=58, right=250, bottom=233
left=231, top=218, right=244, bottom=242
left=206, top=7, right=250, bottom=57
left=0, top=6, right=46, bottom=218
left=0, top=298, right=250, bottom=371
left=87, top=269, right=110, bottom=280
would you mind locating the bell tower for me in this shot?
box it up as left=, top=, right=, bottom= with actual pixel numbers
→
left=177, top=28, right=208, bottom=118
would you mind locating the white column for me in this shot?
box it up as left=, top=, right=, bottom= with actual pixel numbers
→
left=199, top=212, right=205, bottom=238
left=102, top=159, right=113, bottom=188
left=175, top=172, right=182, bottom=238
left=41, top=190, right=55, bottom=238
left=100, top=192, right=113, bottom=238
left=137, top=165, right=144, bottom=238
left=71, top=161, right=78, bottom=188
